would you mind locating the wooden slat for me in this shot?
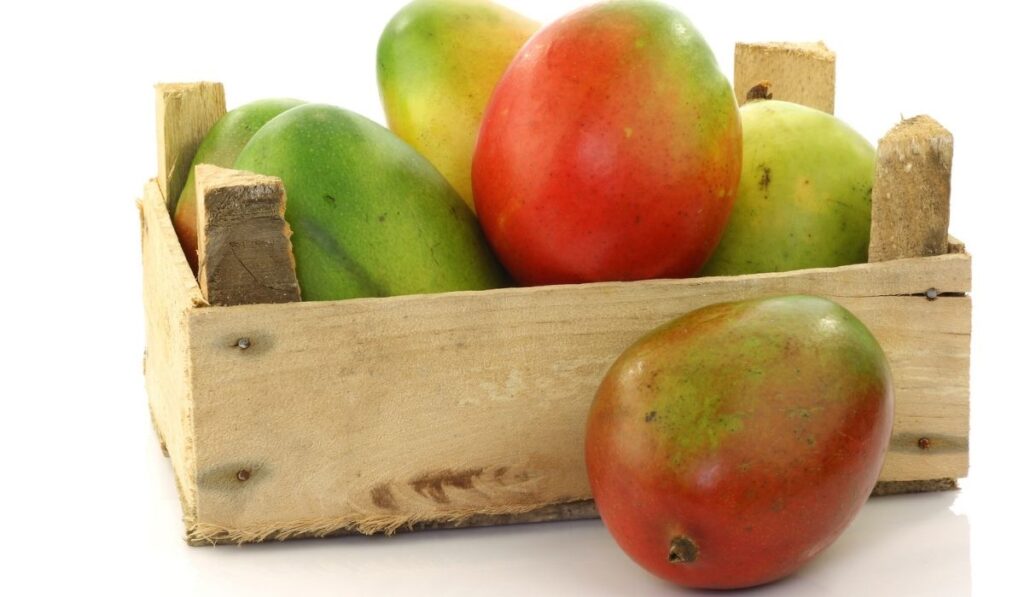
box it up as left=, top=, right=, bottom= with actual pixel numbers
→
left=155, top=82, right=226, bottom=210
left=140, top=180, right=206, bottom=529
left=734, top=42, right=836, bottom=113
left=180, top=253, right=970, bottom=544
left=194, top=165, right=301, bottom=306
left=869, top=116, right=954, bottom=262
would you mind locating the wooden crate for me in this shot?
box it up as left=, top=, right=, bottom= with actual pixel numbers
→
left=142, top=80, right=970, bottom=546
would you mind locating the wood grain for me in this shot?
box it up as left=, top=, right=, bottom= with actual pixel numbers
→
left=155, top=82, right=226, bottom=211
left=180, top=251, right=969, bottom=543
left=195, top=165, right=300, bottom=306
left=869, top=116, right=954, bottom=262
left=734, top=42, right=836, bottom=113
left=140, top=180, right=206, bottom=529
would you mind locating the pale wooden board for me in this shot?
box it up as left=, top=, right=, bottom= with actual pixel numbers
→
left=180, top=252, right=969, bottom=544
left=195, top=165, right=300, bottom=306
left=140, top=180, right=207, bottom=527
left=155, top=82, right=226, bottom=210
left=869, top=116, right=954, bottom=262
left=734, top=42, right=836, bottom=113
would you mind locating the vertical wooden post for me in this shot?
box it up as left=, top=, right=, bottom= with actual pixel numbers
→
left=195, top=165, right=301, bottom=306
left=734, top=42, right=836, bottom=113
left=156, top=82, right=226, bottom=211
left=868, top=116, right=953, bottom=262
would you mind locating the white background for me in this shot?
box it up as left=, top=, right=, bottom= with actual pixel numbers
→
left=1, top=0, right=1021, bottom=595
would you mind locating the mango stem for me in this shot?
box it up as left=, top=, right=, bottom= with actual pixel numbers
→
left=668, top=536, right=699, bottom=564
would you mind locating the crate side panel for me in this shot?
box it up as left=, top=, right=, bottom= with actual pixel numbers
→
left=185, top=256, right=969, bottom=542
left=141, top=180, right=205, bottom=522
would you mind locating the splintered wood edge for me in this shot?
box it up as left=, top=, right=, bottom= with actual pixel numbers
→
left=155, top=82, right=226, bottom=211
left=869, top=115, right=953, bottom=262
left=735, top=41, right=836, bottom=61
left=184, top=478, right=961, bottom=545
left=194, top=165, right=300, bottom=306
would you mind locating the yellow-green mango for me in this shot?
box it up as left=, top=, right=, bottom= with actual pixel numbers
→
left=701, top=100, right=875, bottom=276
left=233, top=104, right=508, bottom=301
left=377, top=0, right=539, bottom=211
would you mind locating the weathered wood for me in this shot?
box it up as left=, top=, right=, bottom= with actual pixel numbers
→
left=140, top=180, right=207, bottom=529
left=734, top=42, right=836, bottom=113
left=869, top=116, right=954, bottom=262
left=194, top=165, right=300, bottom=306
left=171, top=250, right=968, bottom=544
left=947, top=234, right=966, bottom=254
left=156, top=82, right=226, bottom=211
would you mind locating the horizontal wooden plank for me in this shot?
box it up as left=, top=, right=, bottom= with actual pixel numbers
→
left=183, top=255, right=970, bottom=543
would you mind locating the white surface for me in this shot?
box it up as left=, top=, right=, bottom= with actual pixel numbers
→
left=1, top=1, right=1021, bottom=595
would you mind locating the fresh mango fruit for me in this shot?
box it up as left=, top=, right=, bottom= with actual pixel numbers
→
left=172, top=98, right=305, bottom=271
left=586, top=295, right=893, bottom=588
left=233, top=103, right=507, bottom=301
left=701, top=100, right=875, bottom=276
left=473, top=1, right=741, bottom=284
left=377, top=0, right=539, bottom=210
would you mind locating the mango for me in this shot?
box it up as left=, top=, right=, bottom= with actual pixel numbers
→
left=233, top=104, right=507, bottom=301
left=701, top=100, right=875, bottom=276
left=473, top=1, right=741, bottom=284
left=377, top=0, right=539, bottom=210
left=586, top=295, right=893, bottom=588
left=172, top=98, right=305, bottom=271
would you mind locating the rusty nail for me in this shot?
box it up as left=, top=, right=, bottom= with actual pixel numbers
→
left=236, top=337, right=251, bottom=350
left=236, top=469, right=251, bottom=482
left=918, top=437, right=932, bottom=450
left=925, top=288, right=939, bottom=301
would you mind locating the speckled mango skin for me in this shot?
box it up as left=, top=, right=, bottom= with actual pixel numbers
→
left=473, top=0, right=741, bottom=285
left=585, top=295, right=893, bottom=589
left=172, top=98, right=305, bottom=272
left=377, top=0, right=538, bottom=210
left=233, top=104, right=507, bottom=301
left=701, top=100, right=875, bottom=276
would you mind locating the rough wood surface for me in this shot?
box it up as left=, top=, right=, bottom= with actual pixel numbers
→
left=175, top=251, right=969, bottom=544
left=140, top=180, right=206, bottom=529
left=156, top=82, right=226, bottom=211
left=195, top=165, right=300, bottom=306
left=734, top=42, right=836, bottom=113
left=870, top=116, right=954, bottom=262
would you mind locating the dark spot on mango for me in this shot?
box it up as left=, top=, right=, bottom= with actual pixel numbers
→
left=645, top=411, right=658, bottom=423
left=323, top=194, right=337, bottom=207
left=410, top=468, right=484, bottom=503
left=758, top=165, right=772, bottom=194
left=371, top=484, right=399, bottom=510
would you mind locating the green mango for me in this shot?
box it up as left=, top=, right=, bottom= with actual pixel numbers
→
left=172, top=98, right=305, bottom=271
left=701, top=100, right=875, bottom=276
left=233, top=103, right=508, bottom=301
left=377, top=0, right=539, bottom=211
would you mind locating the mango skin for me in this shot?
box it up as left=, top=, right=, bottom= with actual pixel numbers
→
left=473, top=0, right=741, bottom=284
left=172, top=98, right=305, bottom=271
left=701, top=100, right=875, bottom=276
left=586, top=295, right=893, bottom=589
left=233, top=104, right=508, bottom=301
left=377, top=0, right=539, bottom=210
